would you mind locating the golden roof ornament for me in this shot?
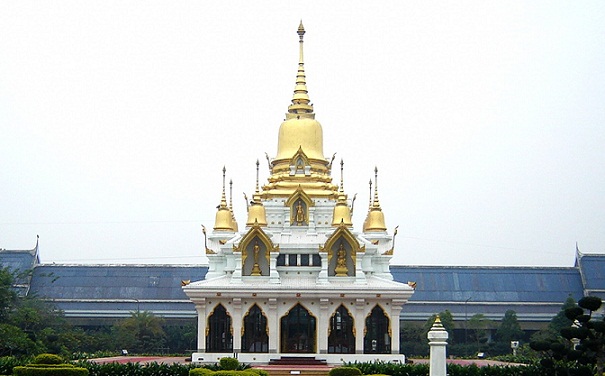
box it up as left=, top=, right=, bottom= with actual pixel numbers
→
left=332, top=159, right=352, bottom=226
left=214, top=166, right=236, bottom=231
left=364, top=167, right=387, bottom=232
left=247, top=160, right=267, bottom=226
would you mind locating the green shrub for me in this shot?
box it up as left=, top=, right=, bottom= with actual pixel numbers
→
left=247, top=369, right=269, bottom=376
left=329, top=366, right=362, bottom=376
left=32, top=354, right=63, bottom=365
left=13, top=366, right=89, bottom=376
left=214, top=371, right=253, bottom=376
left=22, top=364, right=75, bottom=368
left=0, top=356, right=27, bottom=375
left=219, top=357, right=240, bottom=370
left=191, top=368, right=215, bottom=376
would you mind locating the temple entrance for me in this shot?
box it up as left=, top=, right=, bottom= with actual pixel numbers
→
left=328, top=305, right=355, bottom=353
left=364, top=305, right=391, bottom=354
left=207, top=304, right=233, bottom=352
left=242, top=304, right=269, bottom=353
left=280, top=303, right=316, bottom=353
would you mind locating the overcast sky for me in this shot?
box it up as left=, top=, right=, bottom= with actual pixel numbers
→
left=1, top=2, right=604, bottom=267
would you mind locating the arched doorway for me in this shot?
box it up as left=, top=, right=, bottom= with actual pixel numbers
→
left=280, top=303, right=316, bottom=353
left=207, top=304, right=233, bottom=352
left=328, top=304, right=355, bottom=353
left=364, top=305, right=391, bottom=354
left=242, top=304, right=268, bottom=353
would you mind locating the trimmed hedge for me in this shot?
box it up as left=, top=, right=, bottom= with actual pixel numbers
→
left=32, top=355, right=63, bottom=365
left=190, top=369, right=267, bottom=376
left=13, top=366, right=88, bottom=376
left=329, top=367, right=362, bottom=376
left=219, top=358, right=240, bottom=371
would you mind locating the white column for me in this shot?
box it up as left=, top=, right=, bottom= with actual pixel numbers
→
left=355, top=298, right=365, bottom=354
left=268, top=298, right=278, bottom=354
left=390, top=303, right=403, bottom=354
left=427, top=317, right=449, bottom=376
left=319, top=298, right=330, bottom=354
left=232, top=298, right=242, bottom=353
left=195, top=300, right=207, bottom=352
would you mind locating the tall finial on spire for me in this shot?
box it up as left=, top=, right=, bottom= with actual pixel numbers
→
left=220, top=166, right=228, bottom=208
left=255, top=159, right=260, bottom=194
left=368, top=179, right=373, bottom=209
left=287, top=21, right=314, bottom=117
left=373, top=166, right=381, bottom=208
left=229, top=179, right=234, bottom=210
left=339, top=159, right=345, bottom=193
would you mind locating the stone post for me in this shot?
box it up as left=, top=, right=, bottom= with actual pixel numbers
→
left=427, top=316, right=448, bottom=376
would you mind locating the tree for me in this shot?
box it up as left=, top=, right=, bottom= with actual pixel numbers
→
left=550, top=295, right=576, bottom=334
left=561, top=296, right=605, bottom=376
left=468, top=314, right=492, bottom=351
left=115, top=311, right=166, bottom=353
left=422, top=310, right=455, bottom=343
left=0, top=268, right=18, bottom=322
left=496, top=310, right=524, bottom=343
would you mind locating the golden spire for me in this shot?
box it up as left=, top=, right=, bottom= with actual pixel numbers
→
left=229, top=179, right=239, bottom=232
left=247, top=159, right=267, bottom=227
left=264, top=22, right=336, bottom=199
left=364, top=167, right=387, bottom=232
left=214, top=166, right=236, bottom=231
left=287, top=21, right=314, bottom=117
left=332, top=159, right=352, bottom=226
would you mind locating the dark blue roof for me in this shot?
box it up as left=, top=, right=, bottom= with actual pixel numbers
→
left=29, top=265, right=207, bottom=301
left=0, top=249, right=38, bottom=274
left=577, top=253, right=605, bottom=298
left=390, top=265, right=584, bottom=303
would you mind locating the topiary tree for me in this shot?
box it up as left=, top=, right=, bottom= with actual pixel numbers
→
left=219, top=357, right=240, bottom=370
left=560, top=296, right=605, bottom=376
left=328, top=366, right=362, bottom=376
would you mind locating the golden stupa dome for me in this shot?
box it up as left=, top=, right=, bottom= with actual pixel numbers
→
left=276, top=117, right=324, bottom=161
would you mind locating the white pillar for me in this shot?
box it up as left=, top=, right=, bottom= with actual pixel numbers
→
left=427, top=317, right=448, bottom=376
left=195, top=300, right=207, bottom=352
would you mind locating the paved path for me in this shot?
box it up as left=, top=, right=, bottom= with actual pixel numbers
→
left=89, top=356, right=524, bottom=368
left=89, top=356, right=189, bottom=364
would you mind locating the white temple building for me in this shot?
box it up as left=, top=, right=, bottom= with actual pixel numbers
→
left=183, top=22, right=415, bottom=365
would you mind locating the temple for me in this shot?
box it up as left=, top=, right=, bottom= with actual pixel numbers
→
left=182, top=22, right=415, bottom=364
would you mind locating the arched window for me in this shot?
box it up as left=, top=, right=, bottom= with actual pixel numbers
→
left=364, top=305, right=390, bottom=354
left=280, top=303, right=316, bottom=353
left=242, top=304, right=268, bottom=353
left=328, top=305, right=355, bottom=353
left=207, top=304, right=233, bottom=352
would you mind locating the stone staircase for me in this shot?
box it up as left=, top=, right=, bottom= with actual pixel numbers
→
left=257, top=357, right=331, bottom=376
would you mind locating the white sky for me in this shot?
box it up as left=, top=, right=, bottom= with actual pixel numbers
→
left=1, top=1, right=604, bottom=266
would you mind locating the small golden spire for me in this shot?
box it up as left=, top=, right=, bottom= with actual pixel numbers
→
left=332, top=159, right=352, bottom=226
left=287, top=20, right=314, bottom=117
left=214, top=167, right=235, bottom=231
left=364, top=167, right=387, bottom=232
left=247, top=160, right=267, bottom=227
